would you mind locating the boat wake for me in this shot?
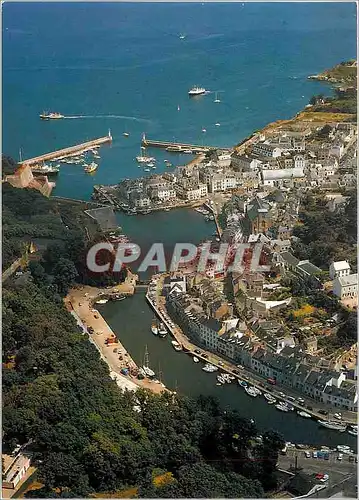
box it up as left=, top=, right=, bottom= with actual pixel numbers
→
left=63, top=115, right=152, bottom=123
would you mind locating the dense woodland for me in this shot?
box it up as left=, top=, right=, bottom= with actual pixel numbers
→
left=3, top=279, right=283, bottom=498
left=2, top=178, right=284, bottom=497
left=292, top=191, right=357, bottom=271
left=2, top=173, right=126, bottom=288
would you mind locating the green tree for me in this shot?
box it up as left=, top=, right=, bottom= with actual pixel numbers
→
left=52, top=258, right=78, bottom=294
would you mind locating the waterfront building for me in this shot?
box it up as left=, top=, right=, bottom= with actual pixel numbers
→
left=149, top=184, right=176, bottom=201
left=329, top=260, right=351, bottom=280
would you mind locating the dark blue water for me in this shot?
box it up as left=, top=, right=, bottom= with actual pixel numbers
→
left=3, top=2, right=356, bottom=200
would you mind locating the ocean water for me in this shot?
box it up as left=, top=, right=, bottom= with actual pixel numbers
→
left=2, top=2, right=357, bottom=200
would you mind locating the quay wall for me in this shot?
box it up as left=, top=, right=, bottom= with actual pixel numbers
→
left=19, top=135, right=112, bottom=166
left=145, top=276, right=357, bottom=425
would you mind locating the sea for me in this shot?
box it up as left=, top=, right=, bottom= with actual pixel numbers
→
left=3, top=2, right=357, bottom=447
left=2, top=2, right=357, bottom=200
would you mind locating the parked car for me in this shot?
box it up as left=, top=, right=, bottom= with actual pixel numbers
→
left=298, top=398, right=305, bottom=404
left=324, top=453, right=329, bottom=460
left=218, top=361, right=224, bottom=366
left=305, top=451, right=311, bottom=458
left=312, top=451, right=318, bottom=458
left=348, top=455, right=355, bottom=463
left=337, top=453, right=343, bottom=461
left=287, top=396, right=296, bottom=401
left=233, top=370, right=240, bottom=375
left=202, top=354, right=208, bottom=359
left=194, top=349, right=201, bottom=355
left=318, top=409, right=328, bottom=415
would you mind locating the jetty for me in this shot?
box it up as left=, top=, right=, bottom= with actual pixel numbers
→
left=142, top=136, right=230, bottom=152
left=19, top=132, right=112, bottom=166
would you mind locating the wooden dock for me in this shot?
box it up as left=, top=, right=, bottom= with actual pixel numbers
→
left=142, top=136, right=229, bottom=152
left=19, top=132, right=113, bottom=166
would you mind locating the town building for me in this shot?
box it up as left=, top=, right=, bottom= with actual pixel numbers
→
left=252, top=143, right=283, bottom=158
left=333, top=273, right=358, bottom=299
left=329, top=261, right=351, bottom=280
left=2, top=453, right=31, bottom=490
left=260, top=168, right=305, bottom=188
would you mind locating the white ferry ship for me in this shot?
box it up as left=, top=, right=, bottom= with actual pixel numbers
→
left=188, top=86, right=206, bottom=96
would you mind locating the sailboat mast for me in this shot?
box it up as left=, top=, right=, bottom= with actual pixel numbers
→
left=144, top=345, right=149, bottom=368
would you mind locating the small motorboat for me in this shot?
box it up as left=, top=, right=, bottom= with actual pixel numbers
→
left=245, top=386, right=260, bottom=397
left=171, top=340, right=182, bottom=352
left=123, top=132, right=130, bottom=137
left=158, top=323, right=167, bottom=338
left=151, top=320, right=158, bottom=336
left=238, top=380, right=248, bottom=388
left=193, top=356, right=200, bottom=363
left=276, top=403, right=290, bottom=412
left=297, top=411, right=312, bottom=419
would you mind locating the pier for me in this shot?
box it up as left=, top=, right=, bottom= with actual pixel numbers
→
left=19, top=132, right=113, bottom=166
left=51, top=196, right=107, bottom=208
left=142, top=136, right=230, bottom=153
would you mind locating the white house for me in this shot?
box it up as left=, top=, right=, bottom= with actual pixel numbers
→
left=252, top=143, right=283, bottom=158
left=293, top=154, right=307, bottom=169
left=333, top=273, right=358, bottom=299
left=329, top=261, right=351, bottom=280
left=218, top=153, right=232, bottom=168
left=260, top=167, right=305, bottom=187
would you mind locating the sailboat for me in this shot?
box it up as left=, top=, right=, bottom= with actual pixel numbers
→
left=136, top=146, right=155, bottom=164
left=214, top=91, right=221, bottom=103
left=142, top=345, right=155, bottom=378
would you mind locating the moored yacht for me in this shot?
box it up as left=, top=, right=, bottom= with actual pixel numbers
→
left=245, top=386, right=260, bottom=397
left=202, top=363, right=218, bottom=373
left=297, top=410, right=312, bottom=419
left=318, top=419, right=347, bottom=432
left=151, top=319, right=158, bottom=336
left=158, top=323, right=167, bottom=338
left=171, top=340, right=182, bottom=351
